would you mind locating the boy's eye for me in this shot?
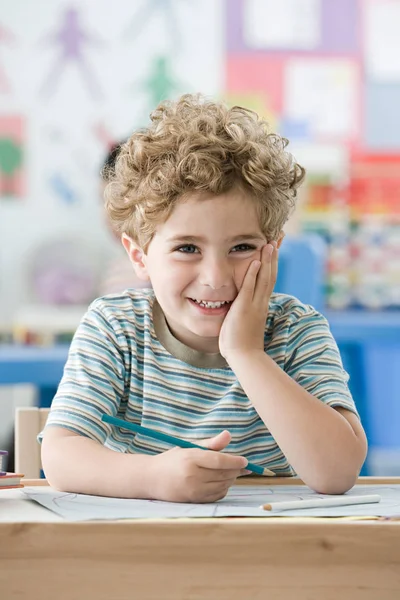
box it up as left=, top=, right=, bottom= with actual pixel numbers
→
left=231, top=244, right=256, bottom=252
left=176, top=244, right=199, bottom=254
left=174, top=243, right=257, bottom=254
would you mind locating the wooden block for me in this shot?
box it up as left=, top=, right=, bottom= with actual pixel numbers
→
left=15, top=407, right=41, bottom=479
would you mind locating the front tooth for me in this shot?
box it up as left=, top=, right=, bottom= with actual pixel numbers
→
left=193, top=299, right=229, bottom=308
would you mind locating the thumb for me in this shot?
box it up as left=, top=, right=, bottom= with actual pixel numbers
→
left=199, top=430, right=232, bottom=451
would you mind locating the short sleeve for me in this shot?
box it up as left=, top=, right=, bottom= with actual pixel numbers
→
left=39, top=301, right=130, bottom=443
left=283, top=307, right=358, bottom=416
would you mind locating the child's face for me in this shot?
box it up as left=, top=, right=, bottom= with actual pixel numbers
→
left=126, top=189, right=269, bottom=354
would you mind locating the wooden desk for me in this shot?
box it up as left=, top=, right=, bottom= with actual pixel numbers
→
left=1, top=477, right=400, bottom=600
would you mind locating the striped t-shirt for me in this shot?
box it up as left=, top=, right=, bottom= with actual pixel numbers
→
left=40, top=289, right=357, bottom=476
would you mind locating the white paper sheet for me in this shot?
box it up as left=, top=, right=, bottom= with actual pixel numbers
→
left=365, top=0, right=400, bottom=82
left=23, top=484, right=400, bottom=522
left=284, top=58, right=358, bottom=139
left=243, top=0, right=321, bottom=50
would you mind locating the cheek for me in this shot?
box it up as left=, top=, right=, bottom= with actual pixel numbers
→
left=233, top=259, right=253, bottom=290
left=162, top=260, right=195, bottom=287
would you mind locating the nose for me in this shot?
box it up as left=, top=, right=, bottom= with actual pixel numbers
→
left=198, top=254, right=231, bottom=290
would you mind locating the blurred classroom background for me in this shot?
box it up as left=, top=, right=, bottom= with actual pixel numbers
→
left=0, top=0, right=399, bottom=475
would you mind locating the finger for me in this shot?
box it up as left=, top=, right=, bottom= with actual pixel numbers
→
left=203, top=468, right=243, bottom=482
left=237, top=259, right=261, bottom=303
left=253, top=244, right=274, bottom=307
left=264, top=242, right=278, bottom=303
left=198, top=430, right=231, bottom=451
left=190, top=448, right=248, bottom=471
left=239, top=469, right=252, bottom=477
left=270, top=241, right=279, bottom=294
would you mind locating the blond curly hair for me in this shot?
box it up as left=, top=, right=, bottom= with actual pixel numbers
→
left=104, top=94, right=305, bottom=250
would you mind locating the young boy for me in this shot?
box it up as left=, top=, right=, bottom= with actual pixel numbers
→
left=41, top=94, right=367, bottom=502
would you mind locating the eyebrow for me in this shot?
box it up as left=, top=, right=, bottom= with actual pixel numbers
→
left=167, top=234, right=266, bottom=244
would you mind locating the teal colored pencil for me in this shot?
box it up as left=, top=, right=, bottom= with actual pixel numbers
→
left=101, top=414, right=275, bottom=477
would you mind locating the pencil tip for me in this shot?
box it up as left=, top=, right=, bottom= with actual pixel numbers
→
left=262, top=468, right=276, bottom=477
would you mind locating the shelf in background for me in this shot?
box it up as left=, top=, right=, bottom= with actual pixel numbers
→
left=0, top=344, right=69, bottom=386
left=324, top=310, right=400, bottom=343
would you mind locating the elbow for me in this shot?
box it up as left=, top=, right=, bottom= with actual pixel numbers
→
left=43, top=472, right=67, bottom=491
left=304, top=446, right=368, bottom=495
left=311, top=471, right=359, bottom=495
left=308, top=456, right=367, bottom=496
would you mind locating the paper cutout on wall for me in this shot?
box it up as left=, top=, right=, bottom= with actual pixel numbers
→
left=40, top=7, right=103, bottom=100
left=125, top=0, right=185, bottom=51
left=134, top=55, right=184, bottom=107
left=48, top=173, right=79, bottom=205
left=0, top=115, right=24, bottom=199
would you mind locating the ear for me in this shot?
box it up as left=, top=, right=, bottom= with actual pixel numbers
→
left=121, top=234, right=151, bottom=283
left=276, top=231, right=285, bottom=249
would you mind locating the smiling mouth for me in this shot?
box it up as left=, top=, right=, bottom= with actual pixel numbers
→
left=189, top=298, right=233, bottom=309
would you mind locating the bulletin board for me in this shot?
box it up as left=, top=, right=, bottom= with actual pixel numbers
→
left=225, top=0, right=400, bottom=309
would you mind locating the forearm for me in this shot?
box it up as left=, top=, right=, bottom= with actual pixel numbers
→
left=41, top=427, right=155, bottom=498
left=228, top=351, right=366, bottom=493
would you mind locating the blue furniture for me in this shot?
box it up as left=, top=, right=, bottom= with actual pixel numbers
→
left=0, top=345, right=69, bottom=407
left=275, top=234, right=326, bottom=311
left=325, top=312, right=400, bottom=475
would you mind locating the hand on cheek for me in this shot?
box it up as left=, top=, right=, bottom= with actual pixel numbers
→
left=219, top=242, right=278, bottom=361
